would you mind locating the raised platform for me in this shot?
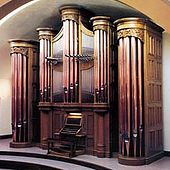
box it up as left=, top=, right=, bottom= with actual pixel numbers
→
left=0, top=139, right=169, bottom=170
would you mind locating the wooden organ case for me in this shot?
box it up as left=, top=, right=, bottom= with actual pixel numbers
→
left=9, top=5, right=164, bottom=165
left=9, top=39, right=39, bottom=147
left=38, top=6, right=117, bottom=158
left=114, top=18, right=164, bottom=165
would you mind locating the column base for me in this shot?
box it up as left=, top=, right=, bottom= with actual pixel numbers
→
left=10, top=142, right=30, bottom=148
left=118, top=151, right=164, bottom=166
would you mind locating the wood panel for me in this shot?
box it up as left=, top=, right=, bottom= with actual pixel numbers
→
left=146, top=31, right=163, bottom=156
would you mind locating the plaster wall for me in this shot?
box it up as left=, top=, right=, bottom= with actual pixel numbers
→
left=162, top=32, right=170, bottom=151
left=0, top=79, right=11, bottom=135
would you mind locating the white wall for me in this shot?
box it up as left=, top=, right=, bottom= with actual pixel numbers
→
left=0, top=79, right=11, bottom=135
left=163, top=32, right=170, bottom=151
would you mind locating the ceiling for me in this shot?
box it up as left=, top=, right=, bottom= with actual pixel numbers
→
left=0, top=0, right=148, bottom=79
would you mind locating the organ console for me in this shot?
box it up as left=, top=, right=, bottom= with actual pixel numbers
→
left=9, top=5, right=164, bottom=165
left=47, top=113, right=86, bottom=157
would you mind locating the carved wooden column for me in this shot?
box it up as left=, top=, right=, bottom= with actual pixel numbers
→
left=91, top=16, right=114, bottom=157
left=114, top=18, right=164, bottom=165
left=9, top=39, right=39, bottom=147
left=59, top=6, right=79, bottom=103
left=37, top=28, right=56, bottom=102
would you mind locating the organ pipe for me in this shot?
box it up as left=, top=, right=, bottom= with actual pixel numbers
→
left=138, top=39, right=143, bottom=157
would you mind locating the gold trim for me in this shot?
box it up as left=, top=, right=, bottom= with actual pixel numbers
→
left=53, top=26, right=64, bottom=42
left=81, top=23, right=93, bottom=37
left=90, top=16, right=113, bottom=32
left=37, top=28, right=57, bottom=40
left=59, top=6, right=80, bottom=23
left=10, top=46, right=28, bottom=56
left=117, top=28, right=144, bottom=42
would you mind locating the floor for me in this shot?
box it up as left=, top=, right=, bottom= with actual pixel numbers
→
left=0, top=138, right=170, bottom=170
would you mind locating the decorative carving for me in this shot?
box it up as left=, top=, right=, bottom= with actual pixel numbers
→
left=93, top=25, right=108, bottom=32
left=39, top=35, right=52, bottom=40
left=117, top=29, right=144, bottom=42
left=10, top=47, right=28, bottom=56
left=62, top=14, right=79, bottom=23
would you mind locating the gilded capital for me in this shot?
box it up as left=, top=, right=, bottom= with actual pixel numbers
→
left=117, top=28, right=144, bottom=41
left=36, top=28, right=57, bottom=40
left=8, top=39, right=39, bottom=56
left=10, top=46, right=28, bottom=56
left=59, top=6, right=80, bottom=23
left=90, top=16, right=113, bottom=32
left=114, top=17, right=146, bottom=41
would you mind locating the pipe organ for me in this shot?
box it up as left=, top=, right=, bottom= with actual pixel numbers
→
left=9, top=39, right=39, bottom=147
left=9, top=5, right=164, bottom=165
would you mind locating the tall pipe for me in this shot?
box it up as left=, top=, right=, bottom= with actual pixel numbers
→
left=66, top=20, right=70, bottom=102
left=23, top=55, right=27, bottom=142
left=70, top=20, right=74, bottom=102
left=119, top=38, right=124, bottom=155
left=47, top=40, right=51, bottom=102
left=100, top=30, right=104, bottom=102
left=131, top=37, right=138, bottom=157
left=44, top=40, right=48, bottom=102
left=138, top=39, right=143, bottom=157
left=17, top=53, right=22, bottom=142
left=74, top=22, right=78, bottom=102
left=104, top=31, right=107, bottom=102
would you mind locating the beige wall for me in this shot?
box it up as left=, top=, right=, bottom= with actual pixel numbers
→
left=119, top=0, right=170, bottom=33
left=163, top=32, right=170, bottom=151
left=0, top=79, right=11, bottom=135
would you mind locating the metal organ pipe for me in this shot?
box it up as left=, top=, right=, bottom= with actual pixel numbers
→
left=70, top=20, right=74, bottom=102
left=119, top=38, right=125, bottom=156
left=74, top=21, right=78, bottom=103
left=23, top=55, right=27, bottom=142
left=100, top=30, right=104, bottom=102
left=66, top=20, right=70, bottom=102
left=47, top=39, right=51, bottom=102
left=14, top=53, right=18, bottom=142
left=103, top=31, right=107, bottom=103
left=18, top=53, right=22, bottom=142
left=63, top=21, right=67, bottom=102
left=39, top=39, right=44, bottom=102
left=131, top=37, right=138, bottom=157
left=138, top=39, right=143, bottom=157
